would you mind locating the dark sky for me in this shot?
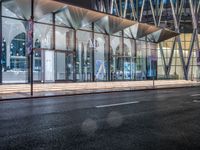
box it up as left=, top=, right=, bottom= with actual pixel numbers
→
left=57, top=0, right=93, bottom=9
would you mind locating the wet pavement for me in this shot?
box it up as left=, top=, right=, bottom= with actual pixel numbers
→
left=0, top=80, right=199, bottom=100
left=1, top=87, right=200, bottom=150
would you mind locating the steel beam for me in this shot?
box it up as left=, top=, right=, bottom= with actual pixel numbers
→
left=170, top=0, right=188, bottom=80
left=159, top=43, right=167, bottom=77
left=167, top=38, right=176, bottom=77
left=149, top=0, right=157, bottom=26
left=129, top=0, right=137, bottom=20
left=186, top=29, right=196, bottom=74
left=139, top=0, right=145, bottom=22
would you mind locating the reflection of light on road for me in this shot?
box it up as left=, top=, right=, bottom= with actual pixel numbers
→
left=96, top=101, right=139, bottom=108
left=81, top=119, right=97, bottom=136
left=191, top=94, right=200, bottom=97
left=193, top=100, right=200, bottom=103
left=107, top=111, right=123, bottom=128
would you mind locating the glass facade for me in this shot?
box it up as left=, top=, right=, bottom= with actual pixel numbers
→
left=94, top=0, right=200, bottom=81
left=1, top=0, right=197, bottom=87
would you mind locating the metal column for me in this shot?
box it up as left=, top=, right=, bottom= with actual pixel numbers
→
left=108, top=35, right=111, bottom=81
left=145, top=37, right=148, bottom=79
left=52, top=13, right=56, bottom=50
left=92, top=23, right=95, bottom=82
left=122, top=30, right=125, bottom=80
left=0, top=1, right=2, bottom=84
left=30, top=0, right=34, bottom=96
left=73, top=30, right=77, bottom=82
left=52, top=13, right=56, bottom=81
left=134, top=39, right=137, bottom=80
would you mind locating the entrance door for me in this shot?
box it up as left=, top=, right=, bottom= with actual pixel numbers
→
left=33, top=50, right=74, bottom=83
left=33, top=50, right=55, bottom=83
left=44, top=50, right=55, bottom=82
left=55, top=52, right=74, bottom=82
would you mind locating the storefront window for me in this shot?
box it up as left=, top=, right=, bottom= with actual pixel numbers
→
left=2, top=17, right=28, bottom=83
left=55, top=27, right=74, bottom=51
left=124, top=38, right=135, bottom=80
left=110, top=36, right=123, bottom=80
left=147, top=43, right=157, bottom=79
left=55, top=52, right=74, bottom=81
left=94, top=33, right=108, bottom=81
left=2, top=0, right=31, bottom=20
left=76, top=30, right=93, bottom=82
left=34, top=23, right=53, bottom=49
left=136, top=41, right=146, bottom=80
left=1, top=0, right=194, bottom=86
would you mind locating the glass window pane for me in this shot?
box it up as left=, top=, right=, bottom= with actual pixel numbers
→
left=2, top=0, right=31, bottom=20
left=76, top=30, right=93, bottom=81
left=33, top=50, right=42, bottom=81
left=34, top=23, right=53, bottom=49
left=136, top=41, right=146, bottom=80
left=55, top=27, right=74, bottom=51
left=94, top=33, right=108, bottom=81
left=2, top=17, right=28, bottom=83
left=55, top=52, right=66, bottom=80
left=110, top=36, right=123, bottom=80
left=37, top=14, right=53, bottom=24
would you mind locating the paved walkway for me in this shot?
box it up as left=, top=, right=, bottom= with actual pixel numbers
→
left=0, top=80, right=200, bottom=100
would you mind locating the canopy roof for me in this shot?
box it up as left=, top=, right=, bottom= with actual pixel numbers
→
left=146, top=28, right=179, bottom=43
left=95, top=15, right=136, bottom=35
left=124, top=23, right=160, bottom=39
left=2, top=0, right=179, bottom=43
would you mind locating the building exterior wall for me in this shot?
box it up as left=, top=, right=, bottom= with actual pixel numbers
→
left=92, top=0, right=200, bottom=80
left=1, top=0, right=198, bottom=85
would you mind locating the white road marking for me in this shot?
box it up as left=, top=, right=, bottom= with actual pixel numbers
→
left=193, top=100, right=200, bottom=103
left=96, top=101, right=140, bottom=108
left=191, top=94, right=200, bottom=97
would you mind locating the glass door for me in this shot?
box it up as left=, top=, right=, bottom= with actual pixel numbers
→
left=66, top=54, right=74, bottom=81
left=55, top=52, right=66, bottom=81
left=33, top=50, right=55, bottom=83
left=55, top=52, right=74, bottom=82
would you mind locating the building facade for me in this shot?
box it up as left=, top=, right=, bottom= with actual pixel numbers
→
left=0, top=0, right=198, bottom=85
left=93, top=0, right=200, bottom=80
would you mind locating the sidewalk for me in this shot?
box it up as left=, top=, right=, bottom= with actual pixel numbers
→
left=0, top=80, right=200, bottom=100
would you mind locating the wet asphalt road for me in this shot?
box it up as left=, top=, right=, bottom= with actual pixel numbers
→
left=1, top=87, right=200, bottom=150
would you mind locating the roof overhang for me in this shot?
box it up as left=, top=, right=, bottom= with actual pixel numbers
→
left=146, top=28, right=179, bottom=43
left=2, top=0, right=179, bottom=43
left=124, top=23, right=160, bottom=39
left=95, top=15, right=136, bottom=35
